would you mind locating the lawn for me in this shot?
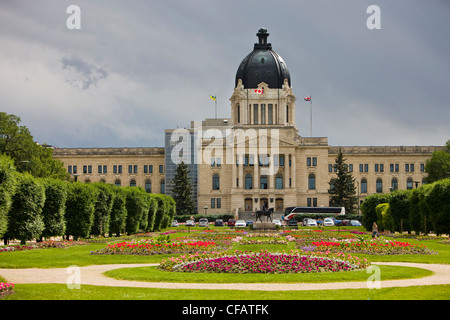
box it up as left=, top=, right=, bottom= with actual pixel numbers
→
left=1, top=227, right=449, bottom=301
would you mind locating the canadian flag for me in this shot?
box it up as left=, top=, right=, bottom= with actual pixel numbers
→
left=255, top=88, right=264, bottom=94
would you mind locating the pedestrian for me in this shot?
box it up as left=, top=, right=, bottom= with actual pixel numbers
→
left=372, top=222, right=378, bottom=239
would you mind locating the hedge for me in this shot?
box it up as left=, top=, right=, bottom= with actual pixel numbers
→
left=6, top=174, right=46, bottom=245
left=360, top=193, right=391, bottom=231
left=109, top=185, right=127, bottom=237
left=40, top=178, right=68, bottom=240
left=124, top=186, right=149, bottom=235
left=65, top=182, right=98, bottom=240
left=0, top=155, right=17, bottom=238
left=91, top=183, right=115, bottom=237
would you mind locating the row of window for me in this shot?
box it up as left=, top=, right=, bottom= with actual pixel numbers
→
left=328, top=163, right=425, bottom=173
left=236, top=155, right=291, bottom=167
left=357, top=177, right=425, bottom=193
left=210, top=198, right=222, bottom=209
left=114, top=179, right=165, bottom=194
left=67, top=164, right=164, bottom=175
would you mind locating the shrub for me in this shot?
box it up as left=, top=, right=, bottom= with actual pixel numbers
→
left=146, top=194, right=158, bottom=232
left=40, top=178, right=68, bottom=240
left=153, top=194, right=167, bottom=231
left=426, top=179, right=450, bottom=235
left=108, top=186, right=127, bottom=237
left=65, top=182, right=98, bottom=240
left=361, top=193, right=391, bottom=230
left=408, top=189, right=423, bottom=234
left=6, top=174, right=46, bottom=245
left=389, top=190, right=411, bottom=233
left=91, top=183, right=115, bottom=237
left=124, top=187, right=149, bottom=235
left=0, top=155, right=17, bottom=238
left=375, top=203, right=394, bottom=232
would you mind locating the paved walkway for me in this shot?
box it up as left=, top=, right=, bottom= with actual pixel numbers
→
left=1, top=262, right=450, bottom=291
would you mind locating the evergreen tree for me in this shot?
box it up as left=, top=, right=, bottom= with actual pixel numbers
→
left=328, top=149, right=358, bottom=214
left=171, top=161, right=195, bottom=215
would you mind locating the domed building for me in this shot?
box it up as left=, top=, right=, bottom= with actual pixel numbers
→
left=53, top=28, right=442, bottom=218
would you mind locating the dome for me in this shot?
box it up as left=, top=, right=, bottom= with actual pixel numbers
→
left=235, top=28, right=291, bottom=89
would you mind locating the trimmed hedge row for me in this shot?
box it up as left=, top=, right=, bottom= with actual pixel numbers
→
left=361, top=179, right=450, bottom=235
left=0, top=155, right=176, bottom=243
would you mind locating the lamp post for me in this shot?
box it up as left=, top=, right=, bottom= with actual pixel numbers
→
left=204, top=206, right=208, bottom=216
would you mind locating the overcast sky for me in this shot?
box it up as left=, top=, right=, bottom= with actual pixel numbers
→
left=1, top=0, right=449, bottom=148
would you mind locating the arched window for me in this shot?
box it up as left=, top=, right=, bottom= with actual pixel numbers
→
left=275, top=174, right=283, bottom=189
left=407, top=178, right=413, bottom=190
left=376, top=179, right=383, bottom=193
left=245, top=174, right=253, bottom=190
left=145, top=180, right=152, bottom=193
left=130, top=179, right=136, bottom=187
left=260, top=175, right=268, bottom=189
left=160, top=180, right=165, bottom=194
left=212, top=174, right=220, bottom=190
left=308, top=174, right=316, bottom=190
left=391, top=178, right=398, bottom=191
left=114, top=179, right=121, bottom=187
left=361, top=179, right=367, bottom=193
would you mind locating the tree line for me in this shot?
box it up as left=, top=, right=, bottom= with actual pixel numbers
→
left=0, top=154, right=176, bottom=245
left=360, top=178, right=450, bottom=235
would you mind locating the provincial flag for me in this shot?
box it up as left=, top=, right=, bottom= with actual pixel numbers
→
left=304, top=96, right=311, bottom=101
left=209, top=95, right=216, bottom=101
left=254, top=88, right=264, bottom=94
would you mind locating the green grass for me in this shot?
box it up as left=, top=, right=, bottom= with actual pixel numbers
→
left=1, top=229, right=449, bottom=301
left=3, top=283, right=450, bottom=300
left=104, top=265, right=432, bottom=283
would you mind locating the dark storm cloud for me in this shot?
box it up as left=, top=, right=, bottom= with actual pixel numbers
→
left=61, top=55, right=108, bottom=90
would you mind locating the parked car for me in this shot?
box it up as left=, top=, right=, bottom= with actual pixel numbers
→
left=171, top=220, right=178, bottom=227
left=305, top=219, right=317, bottom=227
left=287, top=219, right=298, bottom=227
left=235, top=220, right=247, bottom=228
left=246, top=220, right=253, bottom=226
left=199, top=218, right=209, bottom=227
left=323, top=218, right=335, bottom=226
left=227, top=219, right=236, bottom=227
left=185, top=220, right=195, bottom=227
left=349, top=219, right=362, bottom=226
left=214, top=219, right=224, bottom=227
left=273, top=219, right=282, bottom=227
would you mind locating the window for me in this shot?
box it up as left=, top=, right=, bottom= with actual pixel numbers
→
left=160, top=180, right=165, bottom=194
left=128, top=165, right=133, bottom=174
left=361, top=179, right=367, bottom=193
left=159, top=165, right=164, bottom=173
left=349, top=164, right=353, bottom=172
left=375, top=164, right=378, bottom=172
left=145, top=180, right=152, bottom=193
left=130, top=179, right=136, bottom=187
left=217, top=158, right=221, bottom=167
left=113, top=165, right=118, bottom=174
left=211, top=158, right=215, bottom=167
left=365, top=164, right=369, bottom=172
left=307, top=157, right=311, bottom=166
left=286, top=105, right=289, bottom=123
left=237, top=105, right=240, bottom=124
left=260, top=175, right=268, bottom=189
left=212, top=174, right=220, bottom=190
left=329, top=164, right=333, bottom=172
left=268, top=104, right=273, bottom=124
left=217, top=198, right=221, bottom=209
left=144, top=165, right=148, bottom=173
left=275, top=174, right=283, bottom=189
left=376, top=179, right=383, bottom=193
left=253, top=104, right=258, bottom=124
left=73, top=165, right=77, bottom=174
left=308, top=174, right=316, bottom=190
left=211, top=198, right=215, bottom=209
left=245, top=174, right=253, bottom=190
left=261, top=104, right=266, bottom=124
left=280, top=155, right=285, bottom=166
left=114, top=179, right=121, bottom=187
left=405, top=164, right=409, bottom=172
left=420, top=163, right=425, bottom=172
left=313, top=157, right=317, bottom=166
left=391, top=178, right=398, bottom=191
left=407, top=178, right=413, bottom=190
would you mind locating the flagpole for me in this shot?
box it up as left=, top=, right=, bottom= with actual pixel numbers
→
left=215, top=95, right=217, bottom=119
left=310, top=95, right=312, bottom=137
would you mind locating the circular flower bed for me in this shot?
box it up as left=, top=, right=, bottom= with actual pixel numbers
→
left=0, top=282, right=14, bottom=299
left=159, top=250, right=370, bottom=274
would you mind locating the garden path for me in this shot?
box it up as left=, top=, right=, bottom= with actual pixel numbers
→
left=1, top=262, right=450, bottom=291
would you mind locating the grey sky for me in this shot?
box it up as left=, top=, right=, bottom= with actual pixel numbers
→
left=0, top=0, right=449, bottom=148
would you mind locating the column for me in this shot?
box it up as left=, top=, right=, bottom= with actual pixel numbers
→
left=285, top=153, right=290, bottom=189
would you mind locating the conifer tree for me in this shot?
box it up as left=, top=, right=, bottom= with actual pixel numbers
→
left=328, top=149, right=358, bottom=214
left=171, top=161, right=195, bottom=215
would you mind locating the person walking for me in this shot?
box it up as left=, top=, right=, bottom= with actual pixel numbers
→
left=372, top=222, right=378, bottom=239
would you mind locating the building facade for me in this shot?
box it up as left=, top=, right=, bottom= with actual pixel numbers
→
left=53, top=28, right=443, bottom=216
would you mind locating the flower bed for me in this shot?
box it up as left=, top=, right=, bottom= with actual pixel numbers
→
left=91, top=239, right=219, bottom=255
left=0, top=282, right=14, bottom=298
left=309, top=239, right=433, bottom=255
left=0, top=240, right=87, bottom=253
left=158, top=250, right=370, bottom=273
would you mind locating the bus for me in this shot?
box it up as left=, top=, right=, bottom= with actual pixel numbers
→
left=283, top=206, right=345, bottom=221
